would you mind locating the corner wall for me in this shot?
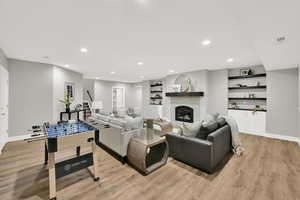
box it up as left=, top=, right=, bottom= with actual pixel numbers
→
left=0, top=48, right=8, bottom=69
left=266, top=68, right=299, bottom=138
left=207, top=69, right=228, bottom=115
left=8, top=59, right=53, bottom=137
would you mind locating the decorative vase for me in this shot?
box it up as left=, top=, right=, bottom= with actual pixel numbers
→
left=66, top=107, right=70, bottom=113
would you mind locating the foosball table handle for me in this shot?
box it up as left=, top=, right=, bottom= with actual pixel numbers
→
left=87, top=138, right=94, bottom=142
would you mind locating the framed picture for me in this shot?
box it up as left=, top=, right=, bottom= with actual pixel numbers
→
left=65, top=82, right=75, bottom=100
left=240, top=69, right=252, bottom=76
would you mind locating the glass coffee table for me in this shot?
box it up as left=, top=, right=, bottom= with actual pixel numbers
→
left=127, top=128, right=169, bottom=175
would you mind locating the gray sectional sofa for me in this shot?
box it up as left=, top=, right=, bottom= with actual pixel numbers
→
left=166, top=119, right=232, bottom=173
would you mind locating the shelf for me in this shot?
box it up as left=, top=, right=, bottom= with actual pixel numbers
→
left=165, top=92, right=204, bottom=97
left=150, top=84, right=163, bottom=87
left=150, top=103, right=162, bottom=105
left=228, top=73, right=266, bottom=80
left=150, top=90, right=163, bottom=93
left=150, top=97, right=162, bottom=100
left=228, top=86, right=266, bottom=90
left=228, top=108, right=267, bottom=112
left=228, top=97, right=267, bottom=100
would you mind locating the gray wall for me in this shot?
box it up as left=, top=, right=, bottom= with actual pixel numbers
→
left=207, top=69, right=228, bottom=115
left=0, top=48, right=8, bottom=70
left=94, top=80, right=142, bottom=113
left=83, top=79, right=95, bottom=102
left=266, top=68, right=299, bottom=137
left=52, top=66, right=83, bottom=121
left=9, top=59, right=53, bottom=137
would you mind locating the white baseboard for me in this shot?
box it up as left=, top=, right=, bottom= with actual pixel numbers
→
left=0, top=140, right=6, bottom=155
left=7, top=134, right=32, bottom=142
left=243, top=131, right=300, bottom=146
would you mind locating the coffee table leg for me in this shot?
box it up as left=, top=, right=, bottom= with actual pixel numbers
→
left=48, top=152, right=56, bottom=200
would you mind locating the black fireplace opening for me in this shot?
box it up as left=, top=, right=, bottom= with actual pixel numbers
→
left=175, top=106, right=194, bottom=123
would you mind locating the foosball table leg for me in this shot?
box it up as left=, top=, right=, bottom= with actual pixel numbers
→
left=91, top=141, right=100, bottom=181
left=44, top=143, right=48, bottom=165
left=76, top=146, right=80, bottom=156
left=48, top=152, right=57, bottom=200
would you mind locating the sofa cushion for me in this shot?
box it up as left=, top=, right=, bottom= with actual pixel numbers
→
left=197, top=121, right=218, bottom=140
left=216, top=117, right=226, bottom=128
left=182, top=121, right=202, bottom=138
left=124, top=116, right=144, bottom=131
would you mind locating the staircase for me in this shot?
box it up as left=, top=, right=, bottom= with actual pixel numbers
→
left=83, top=101, right=92, bottom=120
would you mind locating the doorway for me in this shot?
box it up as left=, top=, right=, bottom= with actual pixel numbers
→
left=0, top=65, right=9, bottom=152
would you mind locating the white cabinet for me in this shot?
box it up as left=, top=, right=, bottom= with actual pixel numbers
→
left=228, top=110, right=266, bottom=134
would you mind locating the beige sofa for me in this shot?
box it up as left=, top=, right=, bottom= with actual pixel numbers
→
left=88, top=113, right=144, bottom=159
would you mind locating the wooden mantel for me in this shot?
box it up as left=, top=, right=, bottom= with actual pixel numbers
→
left=165, top=92, right=204, bottom=97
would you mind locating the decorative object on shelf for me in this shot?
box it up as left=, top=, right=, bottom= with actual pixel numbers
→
left=230, top=102, right=238, bottom=109
left=256, top=81, right=261, bottom=86
left=172, top=84, right=181, bottom=92
left=237, top=83, right=247, bottom=87
left=248, top=93, right=255, bottom=98
left=240, top=68, right=253, bottom=76
left=174, top=74, right=193, bottom=92
left=75, top=104, right=82, bottom=111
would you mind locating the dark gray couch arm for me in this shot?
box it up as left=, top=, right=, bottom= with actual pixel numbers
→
left=207, top=125, right=231, bottom=168
left=166, top=133, right=214, bottom=173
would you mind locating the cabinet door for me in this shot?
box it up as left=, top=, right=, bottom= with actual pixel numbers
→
left=248, top=111, right=266, bottom=134
left=228, top=110, right=266, bottom=134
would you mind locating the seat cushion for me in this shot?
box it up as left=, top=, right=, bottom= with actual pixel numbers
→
left=197, top=121, right=218, bottom=140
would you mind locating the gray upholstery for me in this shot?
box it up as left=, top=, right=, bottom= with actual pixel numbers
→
left=166, top=124, right=231, bottom=173
left=196, top=121, right=218, bottom=139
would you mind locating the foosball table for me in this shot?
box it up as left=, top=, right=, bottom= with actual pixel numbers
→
left=27, top=121, right=100, bottom=200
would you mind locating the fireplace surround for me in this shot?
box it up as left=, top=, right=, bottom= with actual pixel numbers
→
left=175, top=106, right=194, bottom=123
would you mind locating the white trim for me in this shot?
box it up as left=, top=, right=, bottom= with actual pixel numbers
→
left=7, top=134, right=32, bottom=142
left=0, top=138, right=7, bottom=155
left=243, top=131, right=300, bottom=145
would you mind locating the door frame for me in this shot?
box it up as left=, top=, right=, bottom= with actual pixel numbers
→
left=0, top=64, right=9, bottom=153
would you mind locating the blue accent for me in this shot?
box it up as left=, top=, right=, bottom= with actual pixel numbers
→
left=47, top=122, right=95, bottom=138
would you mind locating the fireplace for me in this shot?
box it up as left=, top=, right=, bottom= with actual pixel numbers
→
left=175, top=106, right=194, bottom=123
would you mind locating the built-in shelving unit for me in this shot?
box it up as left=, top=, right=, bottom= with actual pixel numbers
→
left=150, top=80, right=163, bottom=105
left=228, top=67, right=267, bottom=112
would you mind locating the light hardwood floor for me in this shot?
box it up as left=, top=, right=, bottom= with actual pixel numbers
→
left=0, top=134, right=299, bottom=200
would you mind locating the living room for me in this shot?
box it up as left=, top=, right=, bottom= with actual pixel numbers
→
left=0, top=0, right=300, bottom=200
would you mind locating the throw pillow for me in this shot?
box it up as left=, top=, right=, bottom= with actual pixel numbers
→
left=182, top=121, right=202, bottom=138
left=216, top=117, right=226, bottom=128
left=124, top=116, right=143, bottom=131
left=197, top=121, right=218, bottom=139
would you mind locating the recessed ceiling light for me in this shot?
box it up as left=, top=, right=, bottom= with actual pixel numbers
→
left=110, top=71, right=116, bottom=74
left=95, top=77, right=100, bottom=80
left=137, top=62, right=144, bottom=66
left=140, top=75, right=144, bottom=79
left=227, top=58, right=234, bottom=63
left=64, top=64, right=70, bottom=68
left=169, top=70, right=175, bottom=73
left=202, top=40, right=211, bottom=46
left=80, top=48, right=88, bottom=53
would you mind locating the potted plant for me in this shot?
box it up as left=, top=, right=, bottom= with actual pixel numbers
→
left=59, top=93, right=73, bottom=113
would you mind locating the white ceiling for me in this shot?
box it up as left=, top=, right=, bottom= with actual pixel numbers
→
left=0, top=0, right=299, bottom=82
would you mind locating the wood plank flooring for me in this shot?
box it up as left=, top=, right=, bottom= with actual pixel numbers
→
left=0, top=134, right=299, bottom=200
